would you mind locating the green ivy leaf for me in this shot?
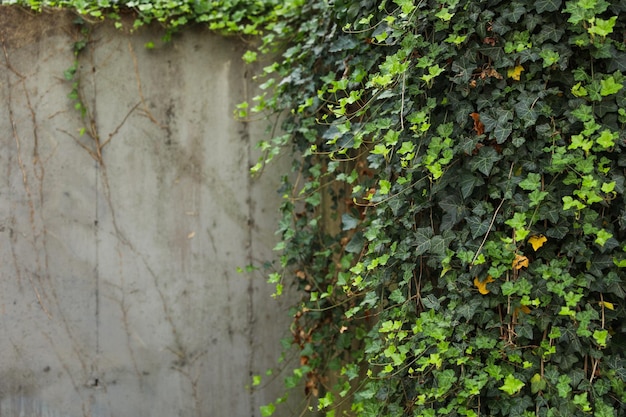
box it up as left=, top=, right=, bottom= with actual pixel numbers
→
left=430, top=235, right=448, bottom=255
left=530, top=373, right=547, bottom=394
left=540, top=48, right=560, bottom=67
left=505, top=212, right=527, bottom=231
left=588, top=16, right=617, bottom=37
left=514, top=94, right=539, bottom=128
left=519, top=173, right=542, bottom=191
left=596, top=130, right=617, bottom=148
left=536, top=24, right=565, bottom=43
left=535, top=0, right=562, bottom=12
left=458, top=172, right=485, bottom=199
left=467, top=216, right=490, bottom=239
left=595, top=229, right=613, bottom=246
left=593, top=329, right=609, bottom=348
left=260, top=403, right=276, bottom=417
left=528, top=189, right=549, bottom=207
left=499, top=374, right=525, bottom=395
left=556, top=374, right=572, bottom=398
left=342, top=213, right=360, bottom=231
left=415, top=228, right=433, bottom=256
left=600, top=75, right=623, bottom=96
left=345, top=232, right=365, bottom=254
left=379, top=179, right=392, bottom=195
left=470, top=147, right=502, bottom=176
left=394, top=0, right=416, bottom=15
left=594, top=400, right=616, bottom=417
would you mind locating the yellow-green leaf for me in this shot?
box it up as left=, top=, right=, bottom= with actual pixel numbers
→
left=507, top=65, right=524, bottom=81
left=600, top=301, right=615, bottom=310
left=500, top=374, right=525, bottom=395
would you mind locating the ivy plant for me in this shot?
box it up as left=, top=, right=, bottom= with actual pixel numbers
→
left=6, top=0, right=626, bottom=416
left=246, top=0, right=626, bottom=416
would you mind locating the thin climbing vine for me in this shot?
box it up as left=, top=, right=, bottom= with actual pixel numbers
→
left=6, top=0, right=626, bottom=416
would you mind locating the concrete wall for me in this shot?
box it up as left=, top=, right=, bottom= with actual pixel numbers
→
left=0, top=8, right=294, bottom=417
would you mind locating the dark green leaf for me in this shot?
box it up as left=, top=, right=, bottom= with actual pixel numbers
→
left=478, top=46, right=514, bottom=67
left=607, top=51, right=626, bottom=73
left=536, top=24, right=565, bottom=43
left=495, top=110, right=514, bottom=143
left=415, top=228, right=433, bottom=256
left=422, top=294, right=441, bottom=310
left=517, top=324, right=533, bottom=340
left=342, top=213, right=360, bottom=231
left=506, top=3, right=527, bottom=23
left=509, top=396, right=534, bottom=417
left=458, top=171, right=485, bottom=199
left=605, top=356, right=626, bottom=380
left=480, top=111, right=498, bottom=133
left=457, top=298, right=480, bottom=320
left=430, top=235, right=447, bottom=255
left=514, top=94, right=539, bottom=128
left=535, top=0, right=562, bottom=13
left=470, top=146, right=502, bottom=176
left=329, top=36, right=358, bottom=53
left=439, top=195, right=466, bottom=230
left=588, top=255, right=614, bottom=278
left=491, top=18, right=511, bottom=35
left=466, top=215, right=490, bottom=239
left=345, top=232, right=364, bottom=253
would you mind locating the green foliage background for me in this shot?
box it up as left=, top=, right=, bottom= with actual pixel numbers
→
left=7, top=0, right=626, bottom=416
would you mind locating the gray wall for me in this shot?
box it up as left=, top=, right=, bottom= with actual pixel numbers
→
left=0, top=8, right=294, bottom=417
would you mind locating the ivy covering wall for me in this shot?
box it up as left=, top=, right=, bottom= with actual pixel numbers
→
left=7, top=0, right=626, bottom=416
left=249, top=1, right=626, bottom=416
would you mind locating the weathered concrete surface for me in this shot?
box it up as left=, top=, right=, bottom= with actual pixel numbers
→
left=0, top=8, right=294, bottom=417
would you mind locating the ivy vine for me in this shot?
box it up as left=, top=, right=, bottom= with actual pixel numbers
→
left=246, top=0, right=626, bottom=416
left=7, top=0, right=626, bottom=416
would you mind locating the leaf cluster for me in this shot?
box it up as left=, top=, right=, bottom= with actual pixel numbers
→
left=3, top=0, right=279, bottom=35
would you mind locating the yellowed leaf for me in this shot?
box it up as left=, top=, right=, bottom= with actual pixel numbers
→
left=474, top=275, right=495, bottom=295
left=600, top=301, right=615, bottom=310
left=507, top=65, right=524, bottom=81
left=512, top=254, right=529, bottom=270
left=520, top=305, right=531, bottom=314
left=528, top=234, right=547, bottom=251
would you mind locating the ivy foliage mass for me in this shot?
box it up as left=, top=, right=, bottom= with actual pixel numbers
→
left=7, top=0, right=626, bottom=415
left=2, top=0, right=278, bottom=35
left=248, top=0, right=626, bottom=416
